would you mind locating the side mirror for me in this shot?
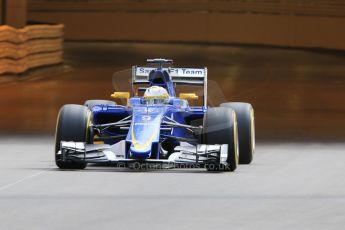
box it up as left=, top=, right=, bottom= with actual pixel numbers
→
left=179, top=93, right=199, bottom=101
left=111, top=92, right=130, bottom=105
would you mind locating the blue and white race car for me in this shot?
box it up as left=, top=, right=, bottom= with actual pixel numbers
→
left=55, top=59, right=255, bottom=171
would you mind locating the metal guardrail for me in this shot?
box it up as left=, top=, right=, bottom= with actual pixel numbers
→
left=0, top=24, right=64, bottom=74
left=26, top=1, right=345, bottom=50
left=29, top=0, right=345, bottom=18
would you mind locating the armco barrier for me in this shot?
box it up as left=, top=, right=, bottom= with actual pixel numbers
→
left=28, top=1, right=345, bottom=50
left=0, top=24, right=64, bottom=74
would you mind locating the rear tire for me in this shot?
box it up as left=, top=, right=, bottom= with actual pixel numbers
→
left=203, top=107, right=239, bottom=171
left=220, top=102, right=255, bottom=164
left=55, top=104, right=92, bottom=169
left=84, top=100, right=116, bottom=110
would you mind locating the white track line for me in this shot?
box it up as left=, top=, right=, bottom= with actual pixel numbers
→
left=0, top=170, right=49, bottom=192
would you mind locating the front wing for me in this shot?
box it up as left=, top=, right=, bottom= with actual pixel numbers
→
left=58, top=141, right=229, bottom=168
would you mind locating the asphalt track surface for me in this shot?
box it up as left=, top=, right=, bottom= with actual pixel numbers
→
left=0, top=137, right=344, bottom=230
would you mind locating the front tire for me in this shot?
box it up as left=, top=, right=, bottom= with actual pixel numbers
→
left=203, top=107, right=239, bottom=171
left=221, top=102, right=255, bottom=164
left=55, top=104, right=92, bottom=169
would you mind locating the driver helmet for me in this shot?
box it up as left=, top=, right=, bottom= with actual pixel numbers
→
left=143, top=86, right=169, bottom=105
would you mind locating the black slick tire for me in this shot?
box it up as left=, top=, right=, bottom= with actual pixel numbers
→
left=203, top=107, right=239, bottom=172
left=220, top=102, right=255, bottom=164
left=55, top=104, right=92, bottom=169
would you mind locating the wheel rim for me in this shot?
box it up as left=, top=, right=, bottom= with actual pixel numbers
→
left=85, top=110, right=92, bottom=143
left=233, top=112, right=239, bottom=166
left=250, top=108, right=255, bottom=154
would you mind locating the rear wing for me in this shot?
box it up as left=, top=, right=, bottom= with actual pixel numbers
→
left=132, top=66, right=208, bottom=106
left=132, top=66, right=207, bottom=85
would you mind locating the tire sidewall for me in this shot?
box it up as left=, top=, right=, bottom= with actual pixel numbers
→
left=55, top=104, right=91, bottom=169
left=203, top=107, right=239, bottom=171
left=220, top=102, right=255, bottom=164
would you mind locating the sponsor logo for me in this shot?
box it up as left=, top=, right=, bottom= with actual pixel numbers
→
left=136, top=67, right=205, bottom=77
left=134, top=122, right=155, bottom=126
left=141, top=115, right=151, bottom=121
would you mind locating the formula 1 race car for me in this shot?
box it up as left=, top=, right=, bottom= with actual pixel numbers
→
left=55, top=59, right=255, bottom=171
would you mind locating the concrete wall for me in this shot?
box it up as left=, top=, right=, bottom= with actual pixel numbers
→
left=1, top=0, right=27, bottom=28
left=27, top=0, right=345, bottom=50
left=0, top=0, right=2, bottom=24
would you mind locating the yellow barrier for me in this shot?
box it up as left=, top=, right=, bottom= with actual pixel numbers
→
left=0, top=24, right=64, bottom=74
